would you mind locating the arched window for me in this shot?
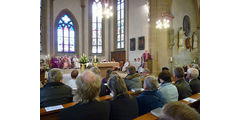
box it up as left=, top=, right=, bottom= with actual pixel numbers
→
left=57, top=14, right=75, bottom=53
left=92, top=0, right=103, bottom=54
left=116, top=0, right=125, bottom=49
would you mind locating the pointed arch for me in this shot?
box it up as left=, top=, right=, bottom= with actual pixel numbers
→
left=54, top=9, right=79, bottom=55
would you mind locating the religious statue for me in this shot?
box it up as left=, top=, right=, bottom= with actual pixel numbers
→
left=178, top=27, right=185, bottom=48
left=72, top=56, right=80, bottom=68
left=141, top=50, right=152, bottom=72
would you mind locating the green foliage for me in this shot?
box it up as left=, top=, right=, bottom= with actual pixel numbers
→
left=79, top=53, right=89, bottom=64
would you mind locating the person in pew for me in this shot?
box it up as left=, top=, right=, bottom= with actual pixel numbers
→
left=157, top=71, right=178, bottom=104
left=136, top=76, right=164, bottom=116
left=162, top=67, right=169, bottom=72
left=174, top=67, right=192, bottom=100
left=186, top=68, right=200, bottom=94
left=40, top=69, right=73, bottom=108
left=67, top=70, right=79, bottom=90
left=124, top=66, right=142, bottom=90
left=140, top=68, right=150, bottom=84
left=60, top=70, right=110, bottom=120
left=158, top=102, right=200, bottom=120
left=90, top=67, right=110, bottom=97
left=107, top=74, right=139, bottom=120
left=102, top=68, right=113, bottom=83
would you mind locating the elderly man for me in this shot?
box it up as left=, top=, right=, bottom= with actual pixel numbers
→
left=136, top=76, right=164, bottom=115
left=60, top=70, right=110, bottom=120
left=124, top=66, right=142, bottom=90
left=187, top=68, right=200, bottom=94
left=40, top=69, right=73, bottom=108
left=174, top=67, right=192, bottom=100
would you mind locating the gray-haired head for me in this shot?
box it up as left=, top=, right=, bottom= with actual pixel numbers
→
left=159, top=102, right=200, bottom=120
left=107, top=74, right=128, bottom=97
left=143, top=68, right=151, bottom=74
left=90, top=66, right=101, bottom=76
left=144, top=76, right=159, bottom=91
left=47, top=68, right=63, bottom=83
left=75, top=70, right=101, bottom=103
left=187, top=68, right=199, bottom=79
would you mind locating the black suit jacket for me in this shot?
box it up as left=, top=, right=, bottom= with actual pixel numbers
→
left=175, top=79, right=192, bottom=100
left=189, top=78, right=200, bottom=94
left=60, top=100, right=110, bottom=120
left=109, top=94, right=139, bottom=120
left=40, top=82, right=73, bottom=108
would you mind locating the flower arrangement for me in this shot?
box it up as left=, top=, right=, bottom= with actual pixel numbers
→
left=79, top=53, right=89, bottom=64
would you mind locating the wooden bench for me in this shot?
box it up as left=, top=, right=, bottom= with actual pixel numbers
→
left=133, top=93, right=200, bottom=120
left=40, top=90, right=143, bottom=120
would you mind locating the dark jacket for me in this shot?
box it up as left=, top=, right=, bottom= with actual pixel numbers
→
left=60, top=100, right=110, bottom=120
left=40, top=82, right=73, bottom=108
left=189, top=78, right=200, bottom=94
left=174, top=79, right=192, bottom=100
left=99, top=82, right=110, bottom=97
left=109, top=94, right=139, bottom=120
left=136, top=91, right=164, bottom=116
left=125, top=73, right=142, bottom=90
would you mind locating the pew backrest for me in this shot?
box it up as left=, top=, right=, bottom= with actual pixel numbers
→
left=40, top=90, right=143, bottom=120
left=133, top=93, right=200, bottom=120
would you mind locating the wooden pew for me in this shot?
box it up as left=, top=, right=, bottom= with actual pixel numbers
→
left=40, top=90, right=142, bottom=120
left=133, top=93, right=200, bottom=120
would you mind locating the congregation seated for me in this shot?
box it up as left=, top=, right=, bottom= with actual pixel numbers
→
left=186, top=68, right=200, bottom=94
left=158, top=102, right=200, bottom=120
left=90, top=66, right=110, bottom=97
left=124, top=66, right=142, bottom=90
left=40, top=68, right=73, bottom=108
left=60, top=70, right=110, bottom=120
left=136, top=76, right=164, bottom=116
left=107, top=74, right=139, bottom=120
left=157, top=71, right=178, bottom=104
left=174, top=67, right=192, bottom=100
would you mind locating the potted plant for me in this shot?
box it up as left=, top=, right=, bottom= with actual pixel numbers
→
left=79, top=53, right=89, bottom=71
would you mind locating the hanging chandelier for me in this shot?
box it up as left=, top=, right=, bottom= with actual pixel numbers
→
left=156, top=14, right=174, bottom=29
left=103, top=0, right=113, bottom=19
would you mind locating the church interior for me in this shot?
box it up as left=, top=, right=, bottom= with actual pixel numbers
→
left=40, top=0, right=200, bottom=119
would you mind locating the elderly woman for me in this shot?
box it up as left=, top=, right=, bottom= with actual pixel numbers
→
left=157, top=71, right=178, bottom=104
left=136, top=76, right=164, bottom=115
left=124, top=66, right=142, bottom=90
left=40, top=68, right=73, bottom=108
left=60, top=70, right=110, bottom=120
left=107, top=74, right=138, bottom=120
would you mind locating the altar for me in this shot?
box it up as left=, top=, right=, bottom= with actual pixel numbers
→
left=97, top=62, right=120, bottom=78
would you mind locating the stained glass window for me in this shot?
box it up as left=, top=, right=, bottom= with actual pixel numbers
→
left=92, top=0, right=103, bottom=54
left=57, top=14, right=75, bottom=53
left=116, top=0, right=125, bottom=49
